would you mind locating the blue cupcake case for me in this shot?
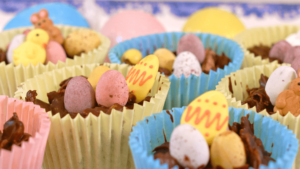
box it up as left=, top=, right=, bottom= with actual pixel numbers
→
left=109, top=32, right=244, bottom=109
left=129, top=107, right=298, bottom=169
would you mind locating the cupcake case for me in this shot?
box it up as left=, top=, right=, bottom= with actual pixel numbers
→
left=109, top=32, right=244, bottom=109
left=129, top=107, right=298, bottom=169
left=234, top=25, right=300, bottom=68
left=0, top=95, right=51, bottom=169
left=14, top=63, right=170, bottom=169
left=215, top=62, right=300, bottom=169
left=0, top=25, right=111, bottom=97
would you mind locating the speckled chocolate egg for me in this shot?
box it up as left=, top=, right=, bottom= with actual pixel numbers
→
left=284, top=46, right=300, bottom=64
left=173, top=51, right=202, bottom=78
left=64, top=76, right=96, bottom=113
left=96, top=70, right=129, bottom=107
left=177, top=34, right=205, bottom=63
left=170, top=124, right=209, bottom=168
left=46, top=41, right=67, bottom=64
left=210, top=130, right=246, bottom=169
left=269, top=40, right=292, bottom=61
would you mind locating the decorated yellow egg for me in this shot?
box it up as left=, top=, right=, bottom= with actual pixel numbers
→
left=126, top=55, right=159, bottom=103
left=180, top=91, right=229, bottom=145
left=121, top=49, right=143, bottom=65
left=88, top=66, right=111, bottom=89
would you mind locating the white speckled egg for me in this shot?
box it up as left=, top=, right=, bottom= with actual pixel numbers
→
left=170, top=124, right=209, bottom=169
left=173, top=51, right=202, bottom=78
left=7, top=34, right=25, bottom=63
left=266, top=66, right=297, bottom=105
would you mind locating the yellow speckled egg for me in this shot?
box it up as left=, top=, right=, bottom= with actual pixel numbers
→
left=153, top=48, right=176, bottom=72
left=121, top=49, right=143, bottom=65
left=210, top=130, right=246, bottom=169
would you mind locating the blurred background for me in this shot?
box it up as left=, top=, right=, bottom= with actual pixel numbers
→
left=1, top=0, right=300, bottom=32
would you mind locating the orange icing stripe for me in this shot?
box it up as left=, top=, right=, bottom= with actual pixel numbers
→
left=185, top=106, right=229, bottom=131
left=126, top=68, right=153, bottom=86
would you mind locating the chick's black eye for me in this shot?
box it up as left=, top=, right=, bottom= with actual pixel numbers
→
left=36, top=34, right=39, bottom=37
left=298, top=82, right=300, bottom=85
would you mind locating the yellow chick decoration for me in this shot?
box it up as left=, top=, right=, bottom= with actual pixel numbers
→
left=13, top=29, right=49, bottom=66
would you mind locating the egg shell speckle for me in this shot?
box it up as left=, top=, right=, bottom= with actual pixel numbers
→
left=265, top=66, right=297, bottom=105
left=173, top=51, right=202, bottom=78
left=46, top=41, right=67, bottom=64
left=96, top=70, right=129, bottom=107
left=284, top=46, right=300, bottom=64
left=170, top=124, right=209, bottom=169
left=177, top=34, right=205, bottom=63
left=64, top=76, right=96, bottom=113
left=6, top=34, right=25, bottom=63
left=269, top=40, right=292, bottom=61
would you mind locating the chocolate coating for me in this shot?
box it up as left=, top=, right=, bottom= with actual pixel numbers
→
left=0, top=113, right=31, bottom=151
left=241, top=74, right=274, bottom=114
left=27, top=77, right=153, bottom=119
left=0, top=49, right=7, bottom=64
left=201, top=49, right=231, bottom=74
left=248, top=44, right=282, bottom=63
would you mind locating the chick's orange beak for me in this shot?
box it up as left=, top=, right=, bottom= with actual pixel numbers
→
left=43, top=43, right=47, bottom=49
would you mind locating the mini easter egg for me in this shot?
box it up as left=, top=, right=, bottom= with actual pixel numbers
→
left=180, top=91, right=229, bottom=145
left=64, top=76, right=96, bottom=113
left=121, top=49, right=142, bottom=65
left=269, top=40, right=292, bottom=61
left=6, top=34, right=25, bottom=63
left=265, top=66, right=297, bottom=105
left=153, top=48, right=176, bottom=72
left=126, top=55, right=159, bottom=103
left=170, top=124, right=209, bottom=168
left=173, top=51, right=202, bottom=78
left=96, top=70, right=129, bottom=107
left=292, top=55, right=300, bottom=72
left=177, top=34, right=205, bottom=63
left=88, top=66, right=111, bottom=90
left=284, top=46, right=300, bottom=64
left=46, top=41, right=67, bottom=64
left=210, top=130, right=246, bottom=169
left=286, top=30, right=300, bottom=46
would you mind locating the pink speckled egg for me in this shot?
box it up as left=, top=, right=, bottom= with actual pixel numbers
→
left=96, top=70, right=129, bottom=107
left=46, top=41, right=67, bottom=64
left=269, top=40, right=292, bottom=61
left=177, top=34, right=206, bottom=63
left=64, top=76, right=96, bottom=113
left=284, top=46, right=300, bottom=64
left=101, top=10, right=165, bottom=48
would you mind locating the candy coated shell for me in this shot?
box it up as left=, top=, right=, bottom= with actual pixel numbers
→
left=153, top=48, right=176, bottom=72
left=101, top=10, right=165, bottom=48
left=96, top=70, right=129, bottom=107
left=210, top=131, right=246, bottom=168
left=177, top=34, right=205, bottom=63
left=180, top=91, right=229, bottom=145
left=64, top=76, right=96, bottom=113
left=292, top=56, right=300, bottom=72
left=269, top=40, right=292, bottom=61
left=173, top=51, right=202, bottom=78
left=46, top=41, right=67, bottom=64
left=284, top=46, right=300, bottom=64
left=6, top=34, right=25, bottom=63
left=88, top=66, right=111, bottom=90
left=126, top=55, right=159, bottom=103
left=122, top=49, right=143, bottom=65
left=265, top=66, right=297, bottom=105
left=183, top=7, right=245, bottom=39
left=170, top=124, right=209, bottom=168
